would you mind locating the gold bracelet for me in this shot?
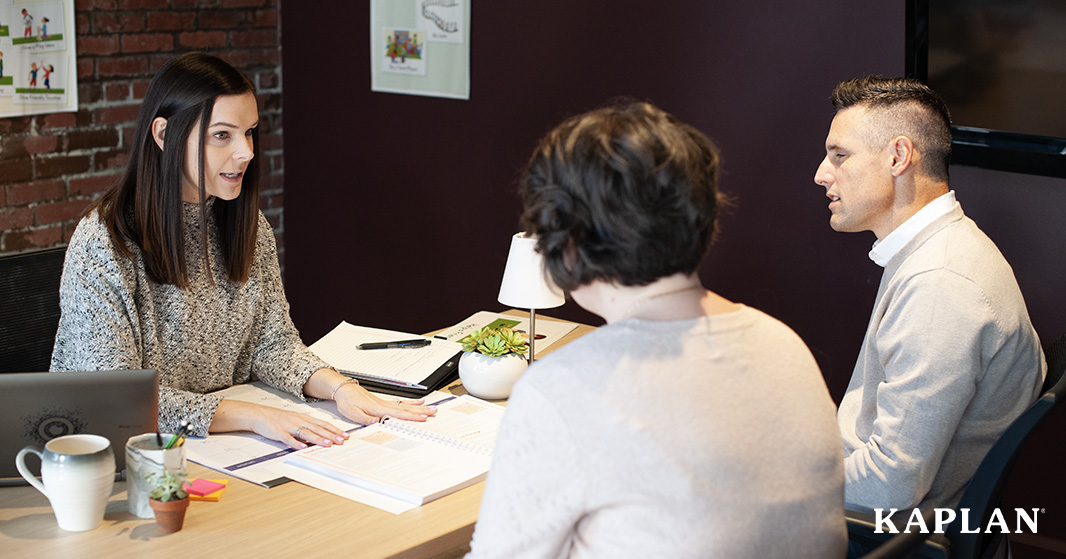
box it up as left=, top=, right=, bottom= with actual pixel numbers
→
left=330, top=378, right=359, bottom=400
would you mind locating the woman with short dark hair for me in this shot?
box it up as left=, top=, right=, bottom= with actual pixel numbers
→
left=467, top=102, right=846, bottom=558
left=51, top=53, right=435, bottom=448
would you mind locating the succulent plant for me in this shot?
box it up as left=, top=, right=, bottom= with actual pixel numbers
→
left=147, top=469, right=189, bottom=502
left=459, top=326, right=529, bottom=357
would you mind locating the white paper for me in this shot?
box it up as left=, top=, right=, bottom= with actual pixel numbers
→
left=388, top=394, right=505, bottom=452
left=281, top=394, right=501, bottom=507
left=183, top=383, right=493, bottom=514
left=278, top=462, right=417, bottom=514
left=286, top=423, right=492, bottom=505
left=436, top=311, right=579, bottom=358
left=183, top=383, right=425, bottom=487
left=183, top=383, right=362, bottom=487
left=309, top=322, right=463, bottom=386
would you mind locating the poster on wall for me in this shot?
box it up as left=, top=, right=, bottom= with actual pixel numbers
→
left=370, top=0, right=470, bottom=100
left=0, top=0, right=77, bottom=118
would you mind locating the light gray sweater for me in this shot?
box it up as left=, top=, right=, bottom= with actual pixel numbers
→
left=51, top=201, right=328, bottom=437
left=838, top=206, right=1045, bottom=512
left=467, top=305, right=846, bottom=559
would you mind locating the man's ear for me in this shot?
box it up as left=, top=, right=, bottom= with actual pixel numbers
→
left=151, top=117, right=167, bottom=151
left=888, top=135, right=914, bottom=177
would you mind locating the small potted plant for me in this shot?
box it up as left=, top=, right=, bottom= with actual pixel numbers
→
left=457, top=326, right=530, bottom=399
left=147, top=469, right=190, bottom=533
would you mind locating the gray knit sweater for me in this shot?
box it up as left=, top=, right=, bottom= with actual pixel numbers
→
left=838, top=206, right=1045, bottom=512
left=468, top=306, right=846, bottom=559
left=51, top=200, right=329, bottom=436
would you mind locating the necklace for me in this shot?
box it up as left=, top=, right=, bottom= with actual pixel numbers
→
left=620, top=284, right=704, bottom=321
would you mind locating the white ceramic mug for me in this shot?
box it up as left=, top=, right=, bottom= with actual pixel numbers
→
left=16, top=433, right=116, bottom=532
left=125, top=433, right=187, bottom=519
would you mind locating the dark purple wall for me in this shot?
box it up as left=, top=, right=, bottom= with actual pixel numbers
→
left=280, top=2, right=1065, bottom=555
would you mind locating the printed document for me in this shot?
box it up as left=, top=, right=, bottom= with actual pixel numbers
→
left=310, top=322, right=462, bottom=386
left=286, top=394, right=504, bottom=507
left=183, top=382, right=504, bottom=513
left=435, top=311, right=578, bottom=357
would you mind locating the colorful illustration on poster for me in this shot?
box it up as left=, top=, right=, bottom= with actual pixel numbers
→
left=15, top=54, right=65, bottom=103
left=0, top=0, right=77, bottom=117
left=8, top=1, right=65, bottom=53
left=370, top=0, right=469, bottom=100
left=383, top=28, right=427, bottom=76
left=418, top=0, right=463, bottom=43
left=0, top=49, right=11, bottom=94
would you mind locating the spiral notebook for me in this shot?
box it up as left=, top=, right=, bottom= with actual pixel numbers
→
left=284, top=394, right=504, bottom=506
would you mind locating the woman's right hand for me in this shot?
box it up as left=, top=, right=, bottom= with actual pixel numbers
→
left=210, top=398, right=349, bottom=450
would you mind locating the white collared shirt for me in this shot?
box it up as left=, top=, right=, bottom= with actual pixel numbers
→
left=868, top=191, right=958, bottom=267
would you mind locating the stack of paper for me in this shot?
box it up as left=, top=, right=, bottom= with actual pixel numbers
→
left=310, top=322, right=463, bottom=396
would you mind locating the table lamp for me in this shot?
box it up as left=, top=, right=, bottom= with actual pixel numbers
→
left=497, top=232, right=566, bottom=363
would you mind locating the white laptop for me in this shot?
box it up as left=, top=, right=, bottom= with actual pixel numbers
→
left=0, top=370, right=158, bottom=486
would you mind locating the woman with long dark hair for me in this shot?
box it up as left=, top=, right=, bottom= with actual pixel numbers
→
left=52, top=53, right=435, bottom=448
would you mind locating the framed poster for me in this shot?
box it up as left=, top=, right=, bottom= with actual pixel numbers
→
left=370, top=0, right=470, bottom=100
left=0, top=0, right=77, bottom=118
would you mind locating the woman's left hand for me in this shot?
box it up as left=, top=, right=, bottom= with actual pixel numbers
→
left=305, top=368, right=437, bottom=425
left=333, top=382, right=437, bottom=425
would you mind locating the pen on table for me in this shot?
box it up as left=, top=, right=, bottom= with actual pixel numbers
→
left=358, top=339, right=431, bottom=350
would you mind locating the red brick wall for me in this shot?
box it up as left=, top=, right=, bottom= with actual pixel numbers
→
left=0, top=0, right=286, bottom=270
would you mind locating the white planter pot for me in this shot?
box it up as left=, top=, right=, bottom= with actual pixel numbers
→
left=458, top=352, right=528, bottom=400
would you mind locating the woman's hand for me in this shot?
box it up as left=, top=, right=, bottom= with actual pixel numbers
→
left=333, top=382, right=437, bottom=424
left=305, top=368, right=438, bottom=425
left=210, top=399, right=349, bottom=450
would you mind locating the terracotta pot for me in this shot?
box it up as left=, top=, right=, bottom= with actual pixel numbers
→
left=149, top=497, right=189, bottom=533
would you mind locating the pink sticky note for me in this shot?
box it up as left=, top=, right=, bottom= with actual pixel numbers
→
left=184, top=478, right=227, bottom=496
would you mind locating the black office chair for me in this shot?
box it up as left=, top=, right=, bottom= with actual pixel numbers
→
left=856, top=507, right=937, bottom=559
left=847, top=333, right=1066, bottom=559
left=0, top=246, right=67, bottom=373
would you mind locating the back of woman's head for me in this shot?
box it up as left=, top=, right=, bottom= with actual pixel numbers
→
left=520, top=101, right=724, bottom=292
left=101, top=52, right=259, bottom=287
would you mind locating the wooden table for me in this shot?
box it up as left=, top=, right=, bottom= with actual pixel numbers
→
left=0, top=311, right=594, bottom=558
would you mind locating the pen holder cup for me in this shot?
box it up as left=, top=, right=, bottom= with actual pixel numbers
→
left=125, top=434, right=187, bottom=519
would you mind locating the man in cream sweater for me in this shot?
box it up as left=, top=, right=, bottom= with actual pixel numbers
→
left=813, top=76, right=1045, bottom=514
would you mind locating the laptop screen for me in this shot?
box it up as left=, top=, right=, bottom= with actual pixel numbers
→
left=0, top=370, right=158, bottom=485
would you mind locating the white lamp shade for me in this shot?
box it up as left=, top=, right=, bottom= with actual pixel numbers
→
left=497, top=232, right=566, bottom=309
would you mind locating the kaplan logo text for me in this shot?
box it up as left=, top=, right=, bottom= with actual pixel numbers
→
left=873, top=508, right=1042, bottom=534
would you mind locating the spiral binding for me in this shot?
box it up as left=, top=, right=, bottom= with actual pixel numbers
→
left=381, top=419, right=492, bottom=456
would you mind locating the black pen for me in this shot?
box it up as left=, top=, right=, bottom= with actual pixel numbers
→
left=358, top=339, right=431, bottom=350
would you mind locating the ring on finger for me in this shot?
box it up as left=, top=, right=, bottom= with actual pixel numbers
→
left=295, top=425, right=309, bottom=439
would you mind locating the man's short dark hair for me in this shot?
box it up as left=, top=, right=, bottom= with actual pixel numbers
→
left=831, top=76, right=953, bottom=182
left=519, top=101, right=724, bottom=292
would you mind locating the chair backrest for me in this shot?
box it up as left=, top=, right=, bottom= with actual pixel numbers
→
left=858, top=507, right=938, bottom=559
left=945, top=333, right=1066, bottom=558
left=0, top=247, right=66, bottom=373
left=1044, top=334, right=1066, bottom=394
